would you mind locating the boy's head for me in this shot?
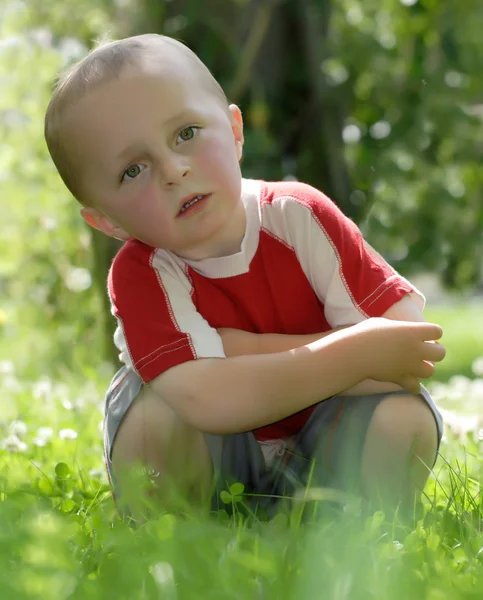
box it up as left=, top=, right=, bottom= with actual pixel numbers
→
left=45, top=34, right=245, bottom=259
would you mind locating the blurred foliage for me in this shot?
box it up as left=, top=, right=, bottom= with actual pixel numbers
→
left=1, top=0, right=482, bottom=373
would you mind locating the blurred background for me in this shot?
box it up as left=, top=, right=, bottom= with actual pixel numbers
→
left=1, top=0, right=482, bottom=384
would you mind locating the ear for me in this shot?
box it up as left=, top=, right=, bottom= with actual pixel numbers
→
left=80, top=207, right=132, bottom=242
left=229, top=104, right=244, bottom=161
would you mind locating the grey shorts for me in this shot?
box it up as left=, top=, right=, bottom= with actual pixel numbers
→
left=104, top=367, right=443, bottom=516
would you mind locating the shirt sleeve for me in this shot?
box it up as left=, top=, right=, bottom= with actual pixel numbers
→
left=108, top=240, right=225, bottom=383
left=270, top=181, right=424, bottom=327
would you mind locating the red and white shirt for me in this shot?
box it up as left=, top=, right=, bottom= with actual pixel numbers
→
left=108, top=179, right=424, bottom=440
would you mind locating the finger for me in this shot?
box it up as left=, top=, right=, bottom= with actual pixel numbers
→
left=422, top=341, right=446, bottom=362
left=416, top=322, right=443, bottom=342
left=415, top=360, right=435, bottom=379
left=397, top=375, right=422, bottom=396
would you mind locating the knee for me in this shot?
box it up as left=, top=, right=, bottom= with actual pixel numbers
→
left=111, top=387, right=213, bottom=520
left=369, top=394, right=438, bottom=464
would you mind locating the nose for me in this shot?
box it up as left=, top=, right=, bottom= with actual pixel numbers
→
left=160, top=152, right=190, bottom=187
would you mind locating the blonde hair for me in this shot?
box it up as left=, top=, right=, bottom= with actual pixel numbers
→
left=44, top=34, right=229, bottom=205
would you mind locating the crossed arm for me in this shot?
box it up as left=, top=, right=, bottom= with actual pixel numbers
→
left=150, top=293, right=444, bottom=434
left=217, top=293, right=426, bottom=396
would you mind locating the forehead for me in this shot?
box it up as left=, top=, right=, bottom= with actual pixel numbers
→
left=64, top=72, right=217, bottom=142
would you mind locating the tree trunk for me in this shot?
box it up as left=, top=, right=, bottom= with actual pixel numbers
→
left=293, top=0, right=355, bottom=219
left=89, top=229, right=122, bottom=366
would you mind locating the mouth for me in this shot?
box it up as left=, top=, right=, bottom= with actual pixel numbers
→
left=177, top=193, right=211, bottom=216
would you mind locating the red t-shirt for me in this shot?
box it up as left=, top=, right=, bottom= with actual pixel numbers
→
left=108, top=179, right=423, bottom=440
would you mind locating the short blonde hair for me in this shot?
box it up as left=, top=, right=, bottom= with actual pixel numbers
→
left=44, top=34, right=229, bottom=205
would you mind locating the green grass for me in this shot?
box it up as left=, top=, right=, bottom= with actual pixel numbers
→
left=0, top=303, right=482, bottom=599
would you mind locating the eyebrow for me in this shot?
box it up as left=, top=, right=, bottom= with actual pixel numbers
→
left=115, top=110, right=193, bottom=162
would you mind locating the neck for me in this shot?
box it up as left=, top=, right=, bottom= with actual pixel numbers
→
left=178, top=200, right=246, bottom=261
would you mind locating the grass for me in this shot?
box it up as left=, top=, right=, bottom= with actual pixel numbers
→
left=0, top=302, right=482, bottom=599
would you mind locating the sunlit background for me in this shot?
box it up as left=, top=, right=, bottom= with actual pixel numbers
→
left=1, top=1, right=483, bottom=597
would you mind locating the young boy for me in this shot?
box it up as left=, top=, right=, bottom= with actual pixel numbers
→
left=44, top=34, right=446, bottom=520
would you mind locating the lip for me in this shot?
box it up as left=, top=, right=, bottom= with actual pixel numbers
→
left=176, top=193, right=211, bottom=217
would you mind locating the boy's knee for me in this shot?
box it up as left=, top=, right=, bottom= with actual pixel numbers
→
left=368, top=393, right=438, bottom=464
left=360, top=393, right=439, bottom=509
left=113, top=386, right=210, bottom=463
left=111, top=386, right=213, bottom=518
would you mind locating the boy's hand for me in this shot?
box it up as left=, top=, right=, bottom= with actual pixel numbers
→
left=354, top=318, right=446, bottom=395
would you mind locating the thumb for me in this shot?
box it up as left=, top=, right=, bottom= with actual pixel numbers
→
left=396, top=375, right=422, bottom=396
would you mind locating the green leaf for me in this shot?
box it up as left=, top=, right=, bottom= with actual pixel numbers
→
left=426, top=532, right=441, bottom=551
left=60, top=498, right=75, bottom=513
left=157, top=514, right=176, bottom=541
left=216, top=509, right=230, bottom=522
left=229, top=482, right=245, bottom=496
left=220, top=490, right=232, bottom=504
left=38, top=478, right=55, bottom=496
left=55, top=462, right=71, bottom=479
left=229, top=550, right=277, bottom=577
left=365, top=510, right=385, bottom=538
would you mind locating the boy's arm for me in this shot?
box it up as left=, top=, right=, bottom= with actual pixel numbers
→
left=149, top=318, right=444, bottom=435
left=217, top=294, right=427, bottom=396
left=217, top=326, right=349, bottom=357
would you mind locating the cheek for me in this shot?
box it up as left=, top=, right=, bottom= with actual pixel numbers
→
left=195, top=135, right=240, bottom=181
left=117, top=189, right=167, bottom=231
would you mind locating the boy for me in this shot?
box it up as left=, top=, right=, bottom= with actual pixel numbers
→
left=44, top=34, right=446, bottom=520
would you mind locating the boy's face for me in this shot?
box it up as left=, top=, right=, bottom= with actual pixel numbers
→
left=62, top=58, right=244, bottom=259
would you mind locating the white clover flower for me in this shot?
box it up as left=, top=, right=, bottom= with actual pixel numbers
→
left=1, top=397, right=18, bottom=424
left=440, top=408, right=481, bottom=441
left=448, top=375, right=472, bottom=392
left=472, top=357, right=483, bottom=378
left=1, top=434, right=28, bottom=453
left=428, top=382, right=450, bottom=403
left=73, top=396, right=86, bottom=411
left=444, top=375, right=472, bottom=403
left=58, top=428, right=78, bottom=440
left=8, top=420, right=28, bottom=437
left=470, top=380, right=483, bottom=402
left=89, top=468, right=105, bottom=480
left=54, top=382, right=70, bottom=399
left=36, top=427, right=53, bottom=440
left=32, top=437, right=47, bottom=447
left=61, top=399, right=74, bottom=411
left=33, top=427, right=53, bottom=446
left=32, top=378, right=53, bottom=401
left=0, top=361, right=15, bottom=375
left=39, top=216, right=58, bottom=232
left=3, top=375, right=22, bottom=393
left=150, top=562, right=175, bottom=587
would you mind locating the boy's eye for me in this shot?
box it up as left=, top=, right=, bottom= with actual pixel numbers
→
left=122, top=164, right=145, bottom=182
left=177, top=126, right=198, bottom=143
